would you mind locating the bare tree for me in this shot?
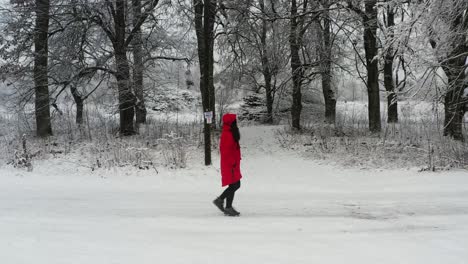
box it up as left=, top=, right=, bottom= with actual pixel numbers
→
left=193, top=0, right=217, bottom=165
left=132, top=0, right=147, bottom=125
left=83, top=0, right=160, bottom=135
left=348, top=0, right=382, bottom=132
left=34, top=0, right=52, bottom=137
left=259, top=0, right=275, bottom=123
left=426, top=0, right=467, bottom=140
left=317, top=0, right=336, bottom=124
left=382, top=0, right=398, bottom=123
left=217, top=0, right=289, bottom=124
left=2, top=0, right=188, bottom=136
left=289, top=0, right=304, bottom=130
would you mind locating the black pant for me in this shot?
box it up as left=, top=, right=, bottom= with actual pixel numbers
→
left=219, top=180, right=241, bottom=208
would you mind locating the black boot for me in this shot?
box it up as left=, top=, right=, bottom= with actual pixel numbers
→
left=224, top=207, right=240, bottom=216
left=213, top=197, right=224, bottom=212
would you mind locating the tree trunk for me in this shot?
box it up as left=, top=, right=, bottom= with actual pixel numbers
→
left=70, top=86, right=84, bottom=125
left=320, top=0, right=336, bottom=124
left=444, top=89, right=464, bottom=141
left=265, top=78, right=274, bottom=123
left=428, top=1, right=466, bottom=141
left=363, top=0, right=381, bottom=132
left=289, top=0, right=303, bottom=130
left=443, top=69, right=466, bottom=141
left=441, top=4, right=466, bottom=141
left=194, top=0, right=217, bottom=165
left=115, top=50, right=136, bottom=136
left=206, top=0, right=216, bottom=129
left=384, top=3, right=398, bottom=123
left=133, top=0, right=147, bottom=125
left=34, top=0, right=52, bottom=137
left=259, top=0, right=274, bottom=124
left=114, top=0, right=136, bottom=135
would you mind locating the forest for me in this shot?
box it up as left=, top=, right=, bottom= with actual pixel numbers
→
left=0, top=0, right=467, bottom=169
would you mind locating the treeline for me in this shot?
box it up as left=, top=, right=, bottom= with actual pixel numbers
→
left=0, top=0, right=466, bottom=151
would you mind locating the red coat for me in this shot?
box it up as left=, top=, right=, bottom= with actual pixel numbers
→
left=220, top=113, right=242, bottom=186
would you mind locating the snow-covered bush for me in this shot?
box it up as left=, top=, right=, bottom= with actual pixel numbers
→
left=12, top=135, right=33, bottom=172
left=239, top=94, right=268, bottom=122
left=89, top=140, right=157, bottom=171
left=149, top=89, right=198, bottom=112
left=157, top=132, right=187, bottom=169
left=277, top=100, right=468, bottom=170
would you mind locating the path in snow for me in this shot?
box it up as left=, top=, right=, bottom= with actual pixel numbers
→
left=0, top=125, right=467, bottom=264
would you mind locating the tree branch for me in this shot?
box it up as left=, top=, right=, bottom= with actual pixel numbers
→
left=143, top=56, right=191, bottom=64
left=346, top=0, right=365, bottom=18
left=124, top=0, right=160, bottom=47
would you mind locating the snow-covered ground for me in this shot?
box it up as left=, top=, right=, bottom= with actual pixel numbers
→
left=336, top=100, right=468, bottom=123
left=336, top=100, right=444, bottom=122
left=1, top=125, right=468, bottom=264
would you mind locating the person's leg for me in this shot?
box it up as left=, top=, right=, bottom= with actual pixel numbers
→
left=214, top=185, right=234, bottom=212
left=225, top=181, right=241, bottom=208
left=219, top=184, right=235, bottom=200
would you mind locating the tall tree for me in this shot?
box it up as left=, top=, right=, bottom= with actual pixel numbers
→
left=348, top=0, right=381, bottom=132
left=132, top=0, right=147, bottom=125
left=428, top=0, right=467, bottom=140
left=289, top=0, right=304, bottom=130
left=114, top=0, right=137, bottom=135
left=318, top=0, right=336, bottom=124
left=217, top=0, right=288, bottom=124
left=34, top=0, right=52, bottom=137
left=194, top=0, right=217, bottom=165
left=86, top=0, right=159, bottom=135
left=383, top=0, right=398, bottom=123
left=259, top=0, right=274, bottom=123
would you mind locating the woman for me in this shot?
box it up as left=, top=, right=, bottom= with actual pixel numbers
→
left=213, top=113, right=242, bottom=216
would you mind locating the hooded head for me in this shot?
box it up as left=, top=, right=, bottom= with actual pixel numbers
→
left=222, top=113, right=237, bottom=126
left=222, top=113, right=240, bottom=143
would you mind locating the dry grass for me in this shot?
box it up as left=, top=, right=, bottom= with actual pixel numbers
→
left=2, top=100, right=466, bottom=171
left=277, top=101, right=468, bottom=170
left=0, top=106, right=202, bottom=171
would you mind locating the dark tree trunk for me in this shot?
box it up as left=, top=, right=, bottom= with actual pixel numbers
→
left=443, top=67, right=466, bottom=141
left=115, top=50, right=136, bottom=136
left=289, top=0, right=303, bottom=130
left=363, top=0, right=381, bottom=132
left=194, top=0, right=217, bottom=165
left=259, top=0, right=274, bottom=123
left=443, top=83, right=465, bottom=141
left=320, top=0, right=336, bottom=124
left=34, top=0, right=52, bottom=137
left=384, top=3, right=398, bottom=123
left=429, top=4, right=467, bottom=141
left=90, top=0, right=158, bottom=135
left=441, top=7, right=467, bottom=141
left=114, top=0, right=136, bottom=135
left=133, top=0, right=147, bottom=125
left=70, top=86, right=84, bottom=125
left=265, top=77, right=274, bottom=123
left=206, top=0, right=216, bottom=129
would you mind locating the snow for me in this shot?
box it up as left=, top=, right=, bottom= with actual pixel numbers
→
left=1, top=125, right=468, bottom=263
left=336, top=100, right=444, bottom=122
left=147, top=110, right=203, bottom=124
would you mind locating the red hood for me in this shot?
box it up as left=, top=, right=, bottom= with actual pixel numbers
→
left=222, top=113, right=237, bottom=126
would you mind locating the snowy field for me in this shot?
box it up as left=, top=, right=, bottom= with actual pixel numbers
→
left=1, top=125, right=467, bottom=263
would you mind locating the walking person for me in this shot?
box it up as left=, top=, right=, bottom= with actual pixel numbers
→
left=213, top=113, right=242, bottom=216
